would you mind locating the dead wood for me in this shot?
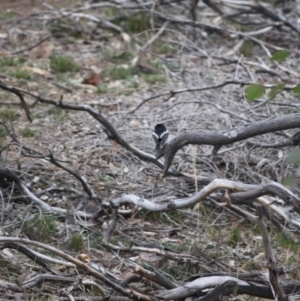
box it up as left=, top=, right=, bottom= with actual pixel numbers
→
left=1, top=0, right=300, bottom=300
left=0, top=81, right=31, bottom=122
left=159, top=113, right=300, bottom=174
left=257, top=205, right=288, bottom=301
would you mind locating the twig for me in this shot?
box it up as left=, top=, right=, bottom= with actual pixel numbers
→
left=129, top=80, right=296, bottom=114
left=140, top=21, right=169, bottom=51
left=0, top=81, right=32, bottom=122
left=134, top=264, right=177, bottom=289
left=0, top=236, right=147, bottom=301
left=48, top=153, right=96, bottom=199
left=11, top=35, right=51, bottom=55
left=102, top=208, right=118, bottom=243
left=257, top=205, right=288, bottom=301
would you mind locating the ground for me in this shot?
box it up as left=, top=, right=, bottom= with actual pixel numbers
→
left=0, top=0, right=300, bottom=300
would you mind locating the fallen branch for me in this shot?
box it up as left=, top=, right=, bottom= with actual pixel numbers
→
left=159, top=113, right=300, bottom=174
left=257, top=205, right=288, bottom=301
left=0, top=237, right=147, bottom=301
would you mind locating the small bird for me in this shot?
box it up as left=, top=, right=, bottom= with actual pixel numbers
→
left=152, top=123, right=169, bottom=152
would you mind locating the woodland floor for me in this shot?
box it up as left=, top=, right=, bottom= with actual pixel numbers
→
left=0, top=0, right=300, bottom=300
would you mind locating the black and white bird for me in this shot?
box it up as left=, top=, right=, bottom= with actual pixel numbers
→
left=152, top=123, right=169, bottom=152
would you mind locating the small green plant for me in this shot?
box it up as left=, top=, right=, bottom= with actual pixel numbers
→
left=253, top=225, right=261, bottom=235
left=0, top=10, right=15, bottom=21
left=143, top=74, right=166, bottom=85
left=48, top=107, right=66, bottom=122
left=128, top=81, right=139, bottom=89
left=0, top=126, right=7, bottom=138
left=32, top=113, right=42, bottom=119
left=18, top=57, right=27, bottom=64
left=69, top=233, right=84, bottom=251
left=102, top=66, right=133, bottom=80
left=50, top=55, right=80, bottom=73
left=240, top=25, right=250, bottom=32
left=240, top=40, right=255, bottom=57
left=229, top=226, right=242, bottom=247
left=103, top=175, right=113, bottom=182
left=127, top=13, right=150, bottom=33
left=276, top=234, right=298, bottom=253
left=13, top=69, right=32, bottom=80
left=0, top=108, right=18, bottom=121
left=207, top=226, right=219, bottom=241
left=162, top=242, right=190, bottom=253
left=48, top=107, right=63, bottom=116
left=0, top=126, right=7, bottom=150
left=122, top=81, right=139, bottom=96
left=21, top=128, right=35, bottom=138
left=147, top=59, right=163, bottom=71
left=0, top=56, right=26, bottom=70
left=0, top=57, right=16, bottom=67
left=23, top=215, right=57, bottom=242
left=102, top=7, right=119, bottom=17
left=153, top=43, right=177, bottom=55
left=204, top=75, right=214, bottom=82
left=97, top=84, right=108, bottom=94
left=56, top=74, right=73, bottom=87
left=161, top=260, right=198, bottom=280
left=145, top=210, right=186, bottom=224
left=284, top=149, right=300, bottom=188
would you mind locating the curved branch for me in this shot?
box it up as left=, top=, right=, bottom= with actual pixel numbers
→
left=6, top=87, right=184, bottom=177
left=157, top=276, right=250, bottom=299
left=110, top=179, right=299, bottom=212
left=195, top=280, right=293, bottom=301
left=0, top=81, right=32, bottom=122
left=161, top=113, right=300, bottom=174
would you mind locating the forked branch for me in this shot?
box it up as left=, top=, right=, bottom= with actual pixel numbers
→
left=159, top=113, right=300, bottom=175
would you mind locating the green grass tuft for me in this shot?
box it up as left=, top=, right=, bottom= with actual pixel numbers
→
left=13, top=69, right=32, bottom=80
left=153, top=43, right=177, bottom=55
left=50, top=55, right=80, bottom=73
left=48, top=107, right=64, bottom=116
left=48, top=107, right=65, bottom=122
left=18, top=57, right=27, bottom=64
left=276, top=234, right=298, bottom=253
left=127, top=13, right=150, bottom=33
left=103, top=175, right=113, bottom=182
left=96, top=84, right=108, bottom=94
left=0, top=10, right=15, bottom=21
left=102, top=66, right=133, bottom=80
left=240, top=40, right=255, bottom=58
left=143, top=74, right=166, bottom=85
left=21, top=128, right=35, bottom=138
left=0, top=108, right=18, bottom=121
left=23, top=215, right=57, bottom=242
left=229, top=226, right=242, bottom=247
left=0, top=57, right=16, bottom=67
left=69, top=233, right=84, bottom=251
left=0, top=126, right=7, bottom=138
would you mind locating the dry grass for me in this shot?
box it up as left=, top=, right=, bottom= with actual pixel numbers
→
left=0, top=0, right=300, bottom=300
